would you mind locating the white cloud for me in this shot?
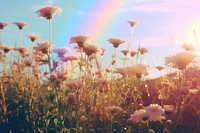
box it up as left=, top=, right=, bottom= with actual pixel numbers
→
left=46, top=0, right=54, bottom=5
left=77, top=10, right=88, bottom=16
left=134, top=36, right=175, bottom=47
left=31, top=0, right=54, bottom=10
left=126, top=0, right=200, bottom=14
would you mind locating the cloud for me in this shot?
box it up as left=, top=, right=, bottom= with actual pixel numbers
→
left=124, top=0, right=200, bottom=47
left=77, top=10, right=88, bottom=16
left=137, top=36, right=175, bottom=47
left=126, top=0, right=200, bottom=14
left=31, top=0, right=54, bottom=10
left=46, top=0, right=54, bottom=5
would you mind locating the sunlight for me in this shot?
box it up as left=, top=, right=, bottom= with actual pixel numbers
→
left=184, top=19, right=200, bottom=48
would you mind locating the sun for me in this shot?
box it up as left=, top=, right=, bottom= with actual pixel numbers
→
left=184, top=19, right=200, bottom=48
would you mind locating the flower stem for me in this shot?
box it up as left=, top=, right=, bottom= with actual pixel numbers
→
left=48, top=19, right=52, bottom=73
left=20, top=30, right=22, bottom=46
left=173, top=69, right=185, bottom=132
left=0, top=29, right=2, bottom=46
left=125, top=27, right=134, bottom=66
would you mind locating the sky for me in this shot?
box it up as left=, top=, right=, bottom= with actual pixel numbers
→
left=1, top=0, right=200, bottom=69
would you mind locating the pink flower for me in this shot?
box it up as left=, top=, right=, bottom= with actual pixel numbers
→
left=165, top=52, right=196, bottom=70
left=69, top=35, right=89, bottom=48
left=145, top=104, right=165, bottom=117
left=52, top=60, right=59, bottom=70
left=120, top=49, right=129, bottom=56
left=53, top=47, right=69, bottom=57
left=127, top=20, right=138, bottom=27
left=108, top=37, right=125, bottom=48
left=0, top=21, right=9, bottom=29
left=130, top=50, right=137, bottom=57
left=129, top=109, right=147, bottom=123
left=181, top=43, right=195, bottom=51
left=138, top=47, right=148, bottom=55
left=56, top=71, right=67, bottom=80
left=83, top=44, right=99, bottom=57
left=27, top=34, right=40, bottom=42
left=115, top=63, right=148, bottom=76
left=33, top=41, right=52, bottom=54
left=14, top=46, right=30, bottom=58
left=13, top=21, right=27, bottom=30
left=36, top=5, right=62, bottom=19
left=60, top=56, right=78, bottom=62
left=155, top=66, right=165, bottom=71
left=0, top=45, right=12, bottom=53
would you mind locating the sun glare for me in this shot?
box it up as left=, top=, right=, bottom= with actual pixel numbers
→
left=184, top=19, right=200, bottom=48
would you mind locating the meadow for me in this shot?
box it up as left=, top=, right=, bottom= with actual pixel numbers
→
left=0, top=5, right=200, bottom=133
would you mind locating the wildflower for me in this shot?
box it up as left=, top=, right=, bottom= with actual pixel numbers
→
left=129, top=109, right=147, bottom=123
left=155, top=66, right=165, bottom=71
left=67, top=93, right=76, bottom=104
left=100, top=48, right=106, bottom=56
left=52, top=60, right=59, bottom=71
left=181, top=43, right=195, bottom=51
left=148, top=129, right=155, bottom=133
left=13, top=21, right=27, bottom=30
left=36, top=5, right=62, bottom=19
left=56, top=71, right=67, bottom=80
left=130, top=50, right=137, bottom=57
left=27, top=34, right=39, bottom=42
left=145, top=104, right=165, bottom=116
left=83, top=44, right=99, bottom=57
left=127, top=20, right=138, bottom=27
left=108, top=37, right=125, bottom=48
left=115, top=63, right=148, bottom=76
left=67, top=79, right=83, bottom=89
left=138, top=47, right=148, bottom=55
left=111, top=59, right=116, bottom=65
left=145, top=104, right=165, bottom=122
left=0, top=45, right=12, bottom=53
left=165, top=119, right=172, bottom=128
left=165, top=52, right=196, bottom=70
left=60, top=56, right=78, bottom=62
left=105, top=106, right=123, bottom=114
left=14, top=46, right=30, bottom=58
left=53, top=47, right=69, bottom=57
left=0, top=21, right=9, bottom=29
left=120, top=49, right=129, bottom=56
left=106, top=68, right=111, bottom=73
left=180, top=86, right=189, bottom=95
left=33, top=41, right=52, bottom=54
left=25, top=60, right=32, bottom=67
left=50, top=74, right=57, bottom=81
left=69, top=35, right=89, bottom=48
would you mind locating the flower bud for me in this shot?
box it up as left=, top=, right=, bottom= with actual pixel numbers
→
left=180, top=86, right=189, bottom=95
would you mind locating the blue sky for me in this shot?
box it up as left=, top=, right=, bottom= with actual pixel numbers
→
left=1, top=0, right=200, bottom=67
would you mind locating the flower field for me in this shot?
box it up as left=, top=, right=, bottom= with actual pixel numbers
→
left=0, top=4, right=200, bottom=133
